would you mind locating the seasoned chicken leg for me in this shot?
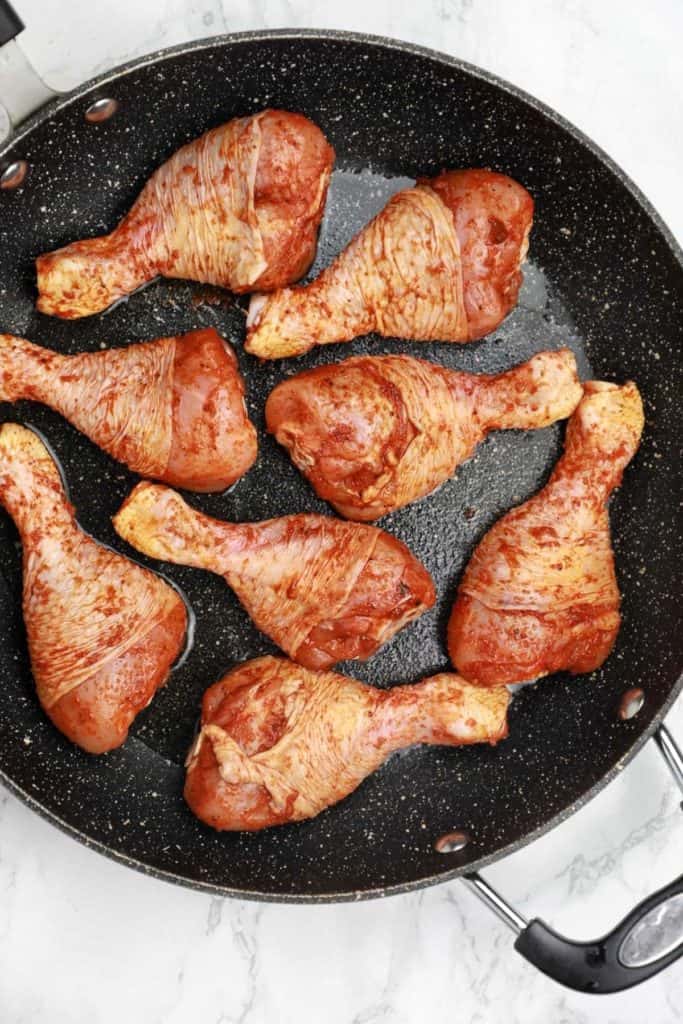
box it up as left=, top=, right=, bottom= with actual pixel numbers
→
left=0, top=328, right=257, bottom=491
left=36, top=110, right=334, bottom=318
left=448, top=381, right=644, bottom=686
left=245, top=169, right=533, bottom=358
left=113, top=482, right=435, bottom=669
left=185, top=655, right=509, bottom=831
left=266, top=349, right=581, bottom=520
left=0, top=424, right=187, bottom=752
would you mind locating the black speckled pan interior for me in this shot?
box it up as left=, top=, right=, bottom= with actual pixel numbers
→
left=0, top=30, right=681, bottom=901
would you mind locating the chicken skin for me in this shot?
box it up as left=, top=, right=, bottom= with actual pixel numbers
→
left=36, top=110, right=334, bottom=318
left=113, top=482, right=435, bottom=669
left=0, top=328, right=256, bottom=491
left=245, top=169, right=533, bottom=358
left=448, top=381, right=644, bottom=686
left=184, top=655, right=509, bottom=831
left=0, top=424, right=187, bottom=753
left=266, top=349, right=581, bottom=520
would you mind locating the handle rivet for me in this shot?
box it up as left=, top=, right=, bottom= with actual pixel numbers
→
left=619, top=688, right=645, bottom=721
left=85, top=98, right=119, bottom=124
left=434, top=830, right=470, bottom=854
left=0, top=160, right=28, bottom=190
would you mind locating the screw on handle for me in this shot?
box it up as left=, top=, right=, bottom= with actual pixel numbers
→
left=463, top=723, right=683, bottom=993
left=0, top=2, right=23, bottom=48
left=514, top=875, right=683, bottom=993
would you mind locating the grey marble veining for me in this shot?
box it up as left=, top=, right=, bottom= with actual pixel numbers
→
left=0, top=701, right=681, bottom=1024
left=0, top=2, right=681, bottom=1022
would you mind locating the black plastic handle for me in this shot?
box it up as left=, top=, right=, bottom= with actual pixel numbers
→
left=0, top=1, right=22, bottom=47
left=464, top=725, right=683, bottom=993
left=515, top=873, right=683, bottom=993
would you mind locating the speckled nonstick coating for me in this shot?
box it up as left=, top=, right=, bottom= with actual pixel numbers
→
left=0, top=30, right=680, bottom=902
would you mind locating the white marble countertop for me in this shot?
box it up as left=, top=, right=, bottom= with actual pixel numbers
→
left=1, top=2, right=682, bottom=1021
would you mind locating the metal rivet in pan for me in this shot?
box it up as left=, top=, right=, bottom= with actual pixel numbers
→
left=85, top=98, right=119, bottom=124
left=434, top=830, right=470, bottom=854
left=619, top=687, right=645, bottom=721
left=0, top=160, right=28, bottom=190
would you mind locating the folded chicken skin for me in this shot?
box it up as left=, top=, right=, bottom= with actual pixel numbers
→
left=113, top=482, right=435, bottom=669
left=36, top=110, right=334, bottom=318
left=0, top=424, right=187, bottom=752
left=266, top=348, right=581, bottom=520
left=246, top=168, right=533, bottom=358
left=448, top=381, right=644, bottom=686
left=185, top=655, right=509, bottom=831
left=0, top=328, right=256, bottom=491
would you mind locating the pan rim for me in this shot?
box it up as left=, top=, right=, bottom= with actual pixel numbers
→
left=0, top=27, right=681, bottom=903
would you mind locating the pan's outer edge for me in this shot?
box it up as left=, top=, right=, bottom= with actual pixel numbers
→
left=0, top=28, right=681, bottom=903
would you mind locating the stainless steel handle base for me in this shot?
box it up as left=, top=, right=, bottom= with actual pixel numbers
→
left=0, top=0, right=22, bottom=47
left=0, top=3, right=59, bottom=145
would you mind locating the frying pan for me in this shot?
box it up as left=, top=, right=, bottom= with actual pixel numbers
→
left=0, top=4, right=681, bottom=994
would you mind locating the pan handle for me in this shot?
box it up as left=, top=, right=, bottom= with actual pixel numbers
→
left=0, top=1, right=22, bottom=47
left=0, top=2, right=58, bottom=146
left=462, top=723, right=683, bottom=993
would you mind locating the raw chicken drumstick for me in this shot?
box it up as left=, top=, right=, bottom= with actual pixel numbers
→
left=113, top=482, right=435, bottom=669
left=0, top=328, right=256, bottom=492
left=266, top=348, right=581, bottom=520
left=448, top=381, right=644, bottom=686
left=36, top=110, right=334, bottom=318
left=246, top=169, right=533, bottom=358
left=185, top=655, right=509, bottom=831
left=0, top=424, right=187, bottom=753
